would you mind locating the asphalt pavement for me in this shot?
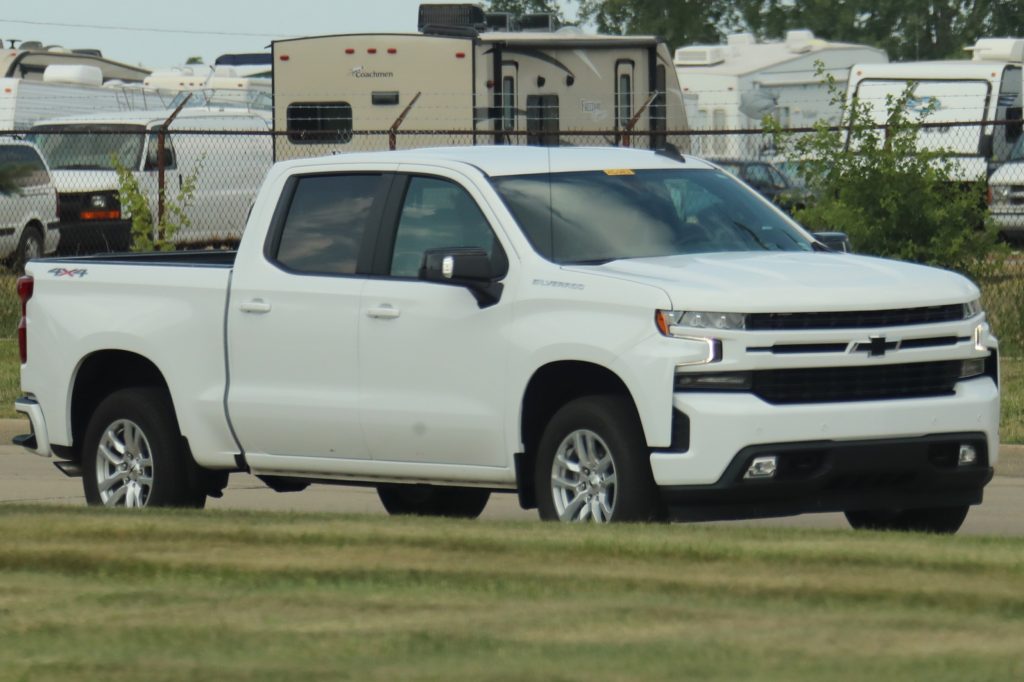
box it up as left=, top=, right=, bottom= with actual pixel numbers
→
left=2, top=418, right=1021, bottom=535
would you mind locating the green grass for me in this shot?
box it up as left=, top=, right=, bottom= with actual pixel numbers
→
left=0, top=505, right=1021, bottom=681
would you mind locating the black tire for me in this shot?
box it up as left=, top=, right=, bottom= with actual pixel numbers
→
left=377, top=484, right=490, bottom=519
left=535, top=394, right=664, bottom=523
left=82, top=387, right=206, bottom=508
left=845, top=506, right=969, bottom=534
left=13, top=224, right=43, bottom=273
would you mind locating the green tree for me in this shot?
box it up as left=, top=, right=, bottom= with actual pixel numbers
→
left=112, top=155, right=203, bottom=252
left=487, top=0, right=565, bottom=19
left=765, top=66, right=1000, bottom=275
left=579, top=0, right=732, bottom=47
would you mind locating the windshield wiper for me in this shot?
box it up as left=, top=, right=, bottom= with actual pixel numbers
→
left=730, top=220, right=771, bottom=250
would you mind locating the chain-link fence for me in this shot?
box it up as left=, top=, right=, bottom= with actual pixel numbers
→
left=2, top=122, right=1024, bottom=347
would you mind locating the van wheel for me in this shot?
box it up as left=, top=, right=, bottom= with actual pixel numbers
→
left=82, top=387, right=205, bottom=508
left=377, top=484, right=490, bottom=518
left=535, top=395, right=664, bottom=523
left=13, top=224, right=43, bottom=273
left=845, top=506, right=969, bottom=534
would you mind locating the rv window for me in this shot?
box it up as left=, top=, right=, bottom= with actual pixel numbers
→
left=526, top=95, right=559, bottom=147
left=286, top=102, right=353, bottom=144
left=651, top=65, right=667, bottom=149
left=274, top=173, right=381, bottom=275
left=502, top=77, right=516, bottom=131
left=616, top=73, right=632, bottom=129
left=389, top=176, right=501, bottom=278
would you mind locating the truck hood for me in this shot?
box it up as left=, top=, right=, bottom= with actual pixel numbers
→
left=566, top=252, right=979, bottom=312
left=50, top=169, right=120, bottom=193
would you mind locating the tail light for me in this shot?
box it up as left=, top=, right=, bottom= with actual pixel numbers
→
left=17, top=275, right=33, bottom=364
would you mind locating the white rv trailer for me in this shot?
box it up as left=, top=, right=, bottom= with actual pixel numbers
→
left=29, top=106, right=272, bottom=253
left=674, top=31, right=888, bottom=158
left=846, top=38, right=1024, bottom=181
left=271, top=28, right=688, bottom=160
left=0, top=65, right=165, bottom=131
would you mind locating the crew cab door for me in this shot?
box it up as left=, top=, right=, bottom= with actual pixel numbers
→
left=226, top=169, right=393, bottom=460
left=357, top=168, right=512, bottom=467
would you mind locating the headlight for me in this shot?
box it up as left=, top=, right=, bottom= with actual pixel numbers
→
left=991, top=186, right=1011, bottom=203
left=656, top=310, right=746, bottom=335
left=963, top=299, right=983, bottom=319
left=89, top=194, right=109, bottom=209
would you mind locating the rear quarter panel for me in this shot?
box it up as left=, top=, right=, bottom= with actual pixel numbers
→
left=21, top=259, right=239, bottom=467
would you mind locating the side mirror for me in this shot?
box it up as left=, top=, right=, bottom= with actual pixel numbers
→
left=421, top=247, right=504, bottom=308
left=979, top=133, right=994, bottom=160
left=812, top=231, right=852, bottom=253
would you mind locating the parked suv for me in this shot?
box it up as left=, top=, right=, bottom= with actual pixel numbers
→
left=0, top=139, right=58, bottom=270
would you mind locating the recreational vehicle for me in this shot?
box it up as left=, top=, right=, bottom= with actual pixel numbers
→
left=28, top=107, right=272, bottom=253
left=674, top=31, right=887, bottom=157
left=846, top=38, right=1024, bottom=181
left=0, top=44, right=150, bottom=83
left=272, top=7, right=687, bottom=160
left=0, top=65, right=164, bottom=131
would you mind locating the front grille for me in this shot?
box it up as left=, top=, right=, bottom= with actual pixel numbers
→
left=746, top=305, right=964, bottom=331
left=752, top=360, right=961, bottom=404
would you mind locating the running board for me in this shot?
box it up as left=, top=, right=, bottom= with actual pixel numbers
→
left=53, top=461, right=83, bottom=478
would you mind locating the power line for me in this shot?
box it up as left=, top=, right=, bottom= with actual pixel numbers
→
left=0, top=17, right=294, bottom=39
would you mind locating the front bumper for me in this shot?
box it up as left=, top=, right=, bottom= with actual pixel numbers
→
left=650, top=376, right=998, bottom=487
left=659, top=432, right=992, bottom=521
left=56, top=218, right=132, bottom=255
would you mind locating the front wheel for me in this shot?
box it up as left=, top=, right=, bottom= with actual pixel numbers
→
left=13, top=225, right=43, bottom=273
left=535, top=395, right=664, bottom=523
left=377, top=484, right=490, bottom=518
left=82, top=387, right=206, bottom=508
left=845, top=506, right=969, bottom=534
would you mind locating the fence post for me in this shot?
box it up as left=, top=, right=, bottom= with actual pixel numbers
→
left=621, top=92, right=658, bottom=148
left=156, top=93, right=192, bottom=238
left=389, top=92, right=422, bottom=151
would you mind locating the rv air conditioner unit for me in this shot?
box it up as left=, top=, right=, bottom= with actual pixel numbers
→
left=967, top=38, right=1024, bottom=63
left=674, top=46, right=728, bottom=66
left=418, top=4, right=487, bottom=31
left=519, top=13, right=560, bottom=33
left=785, top=30, right=815, bottom=54
left=42, top=64, right=103, bottom=87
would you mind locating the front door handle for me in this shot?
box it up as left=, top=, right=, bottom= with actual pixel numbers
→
left=366, top=304, right=400, bottom=319
left=240, top=299, right=271, bottom=314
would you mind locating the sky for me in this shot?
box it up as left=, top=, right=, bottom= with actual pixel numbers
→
left=2, top=0, right=582, bottom=71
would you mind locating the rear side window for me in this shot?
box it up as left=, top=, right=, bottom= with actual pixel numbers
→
left=274, top=174, right=382, bottom=275
left=0, top=145, right=49, bottom=189
left=286, top=102, right=353, bottom=144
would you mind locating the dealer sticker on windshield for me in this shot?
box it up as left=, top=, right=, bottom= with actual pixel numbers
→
left=603, top=169, right=635, bottom=176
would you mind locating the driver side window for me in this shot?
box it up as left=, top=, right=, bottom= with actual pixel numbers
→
left=390, top=176, right=499, bottom=277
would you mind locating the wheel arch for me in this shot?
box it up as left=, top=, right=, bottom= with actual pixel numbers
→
left=68, top=350, right=175, bottom=461
left=516, top=360, right=644, bottom=509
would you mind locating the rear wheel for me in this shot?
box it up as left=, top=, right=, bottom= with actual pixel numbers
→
left=13, top=224, right=43, bottom=273
left=82, top=387, right=205, bottom=508
left=845, top=506, right=969, bottom=534
left=535, top=395, right=664, bottom=523
left=377, top=484, right=490, bottom=518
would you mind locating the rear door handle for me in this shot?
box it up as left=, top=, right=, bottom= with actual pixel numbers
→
left=240, top=299, right=271, bottom=314
left=366, top=304, right=400, bottom=319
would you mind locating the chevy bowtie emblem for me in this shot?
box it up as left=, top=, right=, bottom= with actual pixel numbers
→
left=854, top=336, right=898, bottom=357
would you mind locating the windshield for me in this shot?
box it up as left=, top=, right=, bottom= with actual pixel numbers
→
left=28, top=124, right=146, bottom=171
left=491, top=169, right=813, bottom=264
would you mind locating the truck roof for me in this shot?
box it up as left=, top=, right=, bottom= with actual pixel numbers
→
left=274, top=146, right=711, bottom=177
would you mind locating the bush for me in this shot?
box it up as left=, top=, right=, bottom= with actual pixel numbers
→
left=765, top=66, right=1003, bottom=278
left=112, top=154, right=202, bottom=252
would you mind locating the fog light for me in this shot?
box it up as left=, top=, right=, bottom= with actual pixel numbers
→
left=958, top=444, right=978, bottom=466
left=744, top=455, right=778, bottom=479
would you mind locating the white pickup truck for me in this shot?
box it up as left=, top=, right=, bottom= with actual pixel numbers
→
left=14, top=146, right=999, bottom=532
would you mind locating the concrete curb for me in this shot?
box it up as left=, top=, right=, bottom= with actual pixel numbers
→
left=2, top=417, right=1022, bottom=478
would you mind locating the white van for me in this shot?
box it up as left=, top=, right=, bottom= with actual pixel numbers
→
left=0, top=139, right=58, bottom=268
left=29, top=106, right=272, bottom=253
